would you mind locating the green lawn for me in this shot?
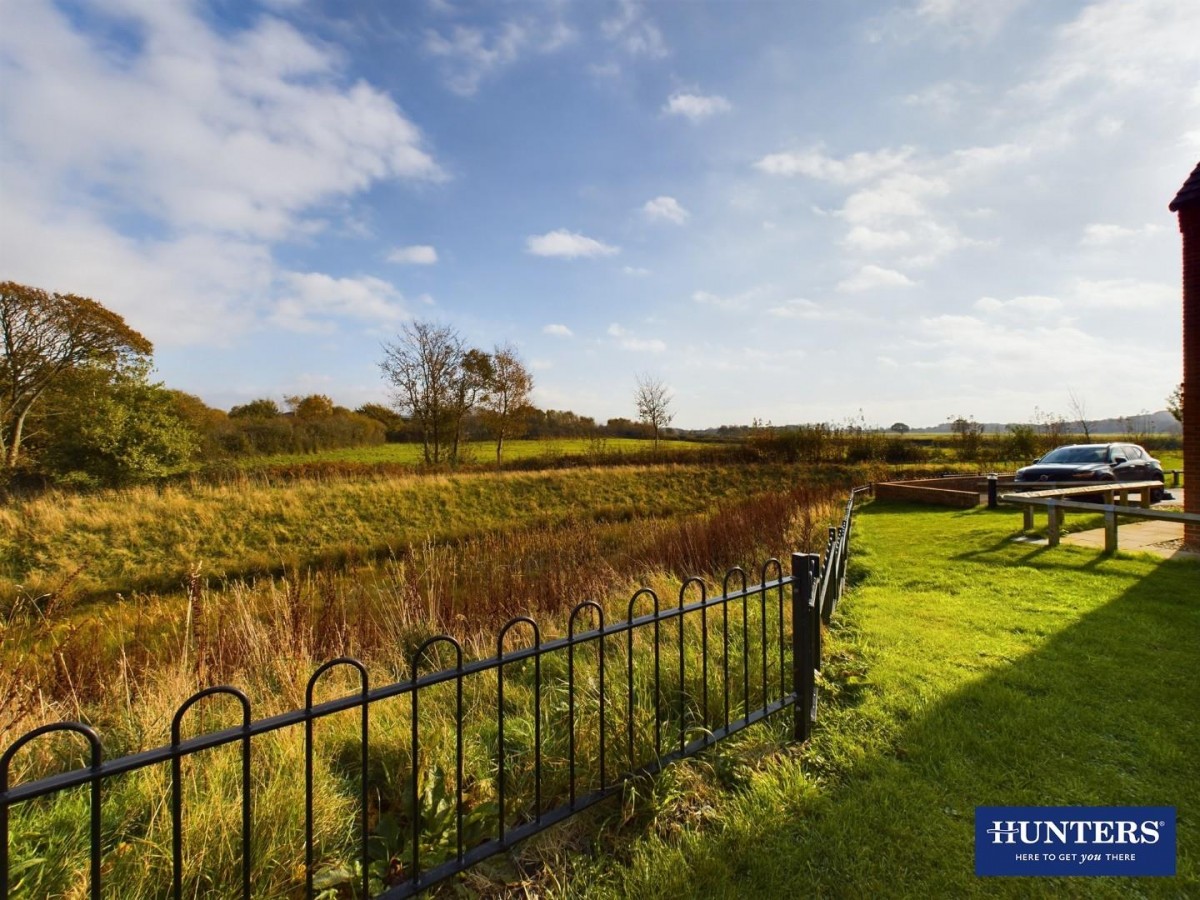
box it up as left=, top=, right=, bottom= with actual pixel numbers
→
left=570, top=502, right=1199, bottom=898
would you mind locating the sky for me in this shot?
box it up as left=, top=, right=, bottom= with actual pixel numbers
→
left=1, top=0, right=1197, bottom=430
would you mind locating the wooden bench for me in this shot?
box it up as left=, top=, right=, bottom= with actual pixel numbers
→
left=999, top=481, right=1193, bottom=552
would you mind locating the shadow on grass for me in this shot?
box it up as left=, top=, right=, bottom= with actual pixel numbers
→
left=602, top=506, right=1199, bottom=898
left=785, top=525, right=1196, bottom=897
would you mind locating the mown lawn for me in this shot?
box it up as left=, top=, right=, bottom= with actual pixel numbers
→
left=571, top=501, right=1199, bottom=898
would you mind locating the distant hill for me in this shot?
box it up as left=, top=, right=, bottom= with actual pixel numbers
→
left=910, top=410, right=1182, bottom=436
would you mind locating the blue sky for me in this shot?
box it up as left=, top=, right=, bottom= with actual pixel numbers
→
left=1, top=0, right=1197, bottom=429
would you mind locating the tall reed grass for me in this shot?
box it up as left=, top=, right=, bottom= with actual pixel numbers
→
left=2, top=481, right=843, bottom=898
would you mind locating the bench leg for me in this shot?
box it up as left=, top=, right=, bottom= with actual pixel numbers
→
left=1047, top=501, right=1060, bottom=547
left=1104, top=509, right=1118, bottom=553
left=1023, top=507, right=1034, bottom=531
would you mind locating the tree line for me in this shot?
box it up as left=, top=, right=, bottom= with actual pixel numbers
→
left=1, top=282, right=683, bottom=488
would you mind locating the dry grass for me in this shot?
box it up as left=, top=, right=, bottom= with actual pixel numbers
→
left=2, top=479, right=842, bottom=750
left=2, top=476, right=843, bottom=898
left=1, top=463, right=831, bottom=607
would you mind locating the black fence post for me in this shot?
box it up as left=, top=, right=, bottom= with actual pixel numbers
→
left=792, top=552, right=818, bottom=743
left=809, top=556, right=822, bottom=680
left=987, top=474, right=998, bottom=509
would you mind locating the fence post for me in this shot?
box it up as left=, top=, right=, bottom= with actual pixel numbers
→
left=1047, top=499, right=1061, bottom=547
left=809, top=556, right=822, bottom=680
left=792, top=553, right=818, bottom=743
left=987, top=474, right=998, bottom=509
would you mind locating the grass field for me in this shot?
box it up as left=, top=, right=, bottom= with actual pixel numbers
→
left=233, top=437, right=716, bottom=469
left=568, top=501, right=1199, bottom=898
left=0, top=462, right=807, bottom=606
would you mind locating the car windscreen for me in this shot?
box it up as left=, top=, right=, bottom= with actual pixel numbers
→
left=1039, top=446, right=1109, bottom=464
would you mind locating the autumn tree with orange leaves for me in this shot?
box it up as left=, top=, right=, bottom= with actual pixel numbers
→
left=1, top=281, right=153, bottom=469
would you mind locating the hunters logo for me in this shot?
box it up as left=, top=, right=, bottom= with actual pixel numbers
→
left=975, top=806, right=1175, bottom=877
left=985, top=819, right=1162, bottom=845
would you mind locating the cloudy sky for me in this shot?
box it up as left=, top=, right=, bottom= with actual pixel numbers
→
left=1, top=0, right=1197, bottom=429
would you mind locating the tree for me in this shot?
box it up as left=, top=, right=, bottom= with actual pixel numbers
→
left=380, top=321, right=464, bottom=464
left=479, top=342, right=533, bottom=464
left=1167, top=383, right=1183, bottom=423
left=1032, top=406, right=1068, bottom=456
left=890, top=422, right=910, bottom=435
left=32, top=360, right=198, bottom=486
left=449, top=348, right=493, bottom=464
left=1067, top=389, right=1092, bottom=441
left=165, top=390, right=228, bottom=460
left=285, top=393, right=334, bottom=421
left=228, top=398, right=281, bottom=419
left=1, top=281, right=152, bottom=469
left=949, top=414, right=984, bottom=461
left=1004, top=423, right=1038, bottom=462
left=634, top=373, right=674, bottom=450
left=355, top=402, right=406, bottom=438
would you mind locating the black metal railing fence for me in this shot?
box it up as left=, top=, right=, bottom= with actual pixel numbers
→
left=1, top=489, right=865, bottom=899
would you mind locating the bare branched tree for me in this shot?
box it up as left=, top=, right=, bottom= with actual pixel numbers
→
left=380, top=321, right=464, bottom=464
left=480, top=343, right=533, bottom=464
left=634, top=373, right=674, bottom=451
left=1067, top=389, right=1092, bottom=441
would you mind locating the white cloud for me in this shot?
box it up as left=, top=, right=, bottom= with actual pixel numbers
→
left=0, top=4, right=443, bottom=243
left=622, top=337, right=667, bottom=353
left=839, top=172, right=950, bottom=226
left=691, top=286, right=767, bottom=311
left=543, top=323, right=574, bottom=337
left=837, top=265, right=915, bottom=292
left=0, top=0, right=443, bottom=348
left=642, top=195, right=689, bottom=224
left=756, top=141, right=1026, bottom=268
left=754, top=147, right=914, bottom=184
left=1080, top=223, right=1163, bottom=245
left=907, top=314, right=1125, bottom=393
left=424, top=24, right=526, bottom=96
left=842, top=226, right=914, bottom=252
left=622, top=266, right=651, bottom=276
left=1018, top=0, right=1200, bottom=102
left=607, top=322, right=665, bottom=352
left=526, top=229, right=619, bottom=258
left=902, top=81, right=976, bottom=114
left=912, top=0, right=1029, bottom=43
left=387, top=244, right=439, bottom=264
left=424, top=17, right=575, bottom=95
left=1067, top=279, right=1175, bottom=310
left=974, top=295, right=1063, bottom=317
left=273, top=272, right=407, bottom=332
left=0, top=199, right=265, bottom=345
left=601, top=0, right=668, bottom=59
left=766, top=298, right=826, bottom=319
left=663, top=91, right=732, bottom=121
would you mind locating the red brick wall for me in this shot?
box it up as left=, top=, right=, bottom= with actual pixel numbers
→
left=1182, top=207, right=1200, bottom=548
left=873, top=482, right=980, bottom=508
